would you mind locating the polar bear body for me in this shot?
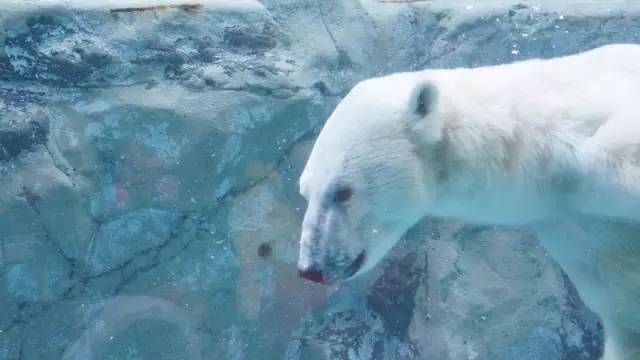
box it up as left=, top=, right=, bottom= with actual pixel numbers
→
left=298, top=44, right=640, bottom=359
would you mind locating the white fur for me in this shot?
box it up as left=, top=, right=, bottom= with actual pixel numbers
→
left=299, top=44, right=640, bottom=359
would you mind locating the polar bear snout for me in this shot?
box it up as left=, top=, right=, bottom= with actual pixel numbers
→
left=298, top=206, right=368, bottom=284
left=297, top=197, right=366, bottom=284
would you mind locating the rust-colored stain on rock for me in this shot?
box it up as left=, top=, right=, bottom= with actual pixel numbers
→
left=110, top=4, right=203, bottom=14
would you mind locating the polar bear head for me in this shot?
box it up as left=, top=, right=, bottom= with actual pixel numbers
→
left=298, top=74, right=446, bottom=284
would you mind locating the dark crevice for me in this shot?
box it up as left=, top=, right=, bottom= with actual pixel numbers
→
left=23, top=191, right=78, bottom=274
left=111, top=212, right=195, bottom=295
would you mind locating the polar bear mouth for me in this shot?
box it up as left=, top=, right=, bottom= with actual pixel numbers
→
left=344, top=251, right=366, bottom=279
left=298, top=252, right=366, bottom=284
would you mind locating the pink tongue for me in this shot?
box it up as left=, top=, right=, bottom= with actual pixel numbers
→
left=298, top=269, right=324, bottom=283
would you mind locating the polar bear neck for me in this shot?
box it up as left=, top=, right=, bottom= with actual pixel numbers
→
left=423, top=77, right=587, bottom=225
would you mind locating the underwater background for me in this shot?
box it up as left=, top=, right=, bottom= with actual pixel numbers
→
left=1, top=1, right=639, bottom=358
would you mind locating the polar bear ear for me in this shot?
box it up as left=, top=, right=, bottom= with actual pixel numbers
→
left=407, top=81, right=444, bottom=144
left=409, top=81, right=438, bottom=118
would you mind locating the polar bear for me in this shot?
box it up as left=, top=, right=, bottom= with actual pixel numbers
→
left=297, top=44, right=640, bottom=359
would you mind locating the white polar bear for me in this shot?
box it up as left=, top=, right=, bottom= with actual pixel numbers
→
left=298, top=44, right=640, bottom=359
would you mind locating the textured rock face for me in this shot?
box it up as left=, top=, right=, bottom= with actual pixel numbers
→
left=0, top=1, right=638, bottom=359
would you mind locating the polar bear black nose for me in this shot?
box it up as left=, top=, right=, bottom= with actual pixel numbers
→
left=298, top=268, right=324, bottom=283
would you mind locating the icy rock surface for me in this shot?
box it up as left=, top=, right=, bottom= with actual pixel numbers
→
left=0, top=0, right=638, bottom=358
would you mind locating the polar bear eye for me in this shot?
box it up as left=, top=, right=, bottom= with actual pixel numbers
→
left=333, top=186, right=353, bottom=203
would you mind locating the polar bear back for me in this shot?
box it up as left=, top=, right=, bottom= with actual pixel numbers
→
left=431, top=44, right=640, bottom=137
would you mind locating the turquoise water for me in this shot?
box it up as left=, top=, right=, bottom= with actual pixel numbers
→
left=1, top=1, right=637, bottom=358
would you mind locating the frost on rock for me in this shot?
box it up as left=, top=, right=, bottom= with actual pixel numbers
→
left=0, top=0, right=638, bottom=359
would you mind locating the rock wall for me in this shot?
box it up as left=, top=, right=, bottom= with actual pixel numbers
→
left=0, top=1, right=638, bottom=358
